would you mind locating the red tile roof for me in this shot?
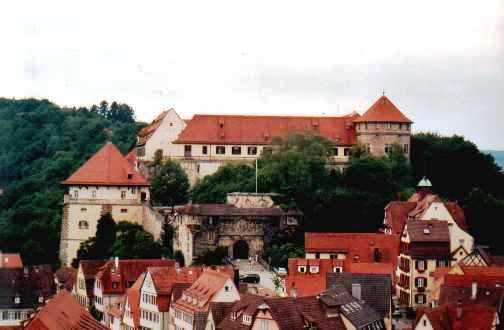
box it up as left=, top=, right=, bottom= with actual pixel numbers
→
left=174, top=113, right=359, bottom=146
left=96, top=259, right=175, bottom=295
left=384, top=201, right=417, bottom=235
left=55, top=267, right=76, bottom=291
left=148, top=266, right=203, bottom=312
left=174, top=268, right=236, bottom=312
left=137, top=111, right=168, bottom=146
left=415, top=302, right=497, bottom=330
left=459, top=266, right=504, bottom=277
left=62, top=143, right=149, bottom=186
left=24, top=290, right=108, bottom=330
left=305, top=233, right=400, bottom=267
left=406, top=220, right=450, bottom=242
left=125, top=149, right=137, bottom=167
left=0, top=253, right=23, bottom=268
left=354, top=95, right=412, bottom=123
left=125, top=273, right=144, bottom=328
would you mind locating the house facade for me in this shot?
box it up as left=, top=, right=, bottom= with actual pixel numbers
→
left=171, top=268, right=240, bottom=330
left=136, top=95, right=413, bottom=184
left=397, top=220, right=451, bottom=309
left=59, top=142, right=151, bottom=266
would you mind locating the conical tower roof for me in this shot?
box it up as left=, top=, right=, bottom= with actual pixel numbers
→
left=417, top=176, right=432, bottom=188
left=63, top=142, right=149, bottom=186
left=354, top=95, right=412, bottom=123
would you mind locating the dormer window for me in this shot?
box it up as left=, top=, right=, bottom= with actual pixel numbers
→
left=333, top=266, right=343, bottom=273
left=242, top=314, right=252, bottom=325
left=298, top=266, right=306, bottom=273
left=309, top=266, right=319, bottom=274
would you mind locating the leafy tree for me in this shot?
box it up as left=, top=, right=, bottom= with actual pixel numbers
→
left=191, top=163, right=256, bottom=203
left=75, top=213, right=117, bottom=264
left=0, top=98, right=141, bottom=265
left=173, top=250, right=185, bottom=267
left=160, top=222, right=174, bottom=258
left=265, top=243, right=304, bottom=268
left=196, top=246, right=229, bottom=265
left=411, top=133, right=504, bottom=200
left=111, top=222, right=162, bottom=259
left=150, top=160, right=190, bottom=208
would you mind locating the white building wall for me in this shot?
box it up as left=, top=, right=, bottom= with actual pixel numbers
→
left=211, top=279, right=241, bottom=302
left=143, top=109, right=187, bottom=161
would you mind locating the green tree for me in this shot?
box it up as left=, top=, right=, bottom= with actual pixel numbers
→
left=75, top=213, right=117, bottom=265
left=265, top=243, right=304, bottom=268
left=191, top=163, right=256, bottom=203
left=150, top=160, right=190, bottom=207
left=111, top=222, right=162, bottom=259
left=173, top=250, right=185, bottom=267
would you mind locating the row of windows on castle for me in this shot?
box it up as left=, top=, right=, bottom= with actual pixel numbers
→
left=76, top=207, right=129, bottom=230
left=72, top=187, right=142, bottom=200
left=356, top=122, right=411, bottom=131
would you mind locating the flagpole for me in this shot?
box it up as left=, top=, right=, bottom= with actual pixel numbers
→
left=255, top=158, right=258, bottom=193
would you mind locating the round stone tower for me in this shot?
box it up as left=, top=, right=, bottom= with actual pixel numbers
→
left=354, top=95, right=413, bottom=158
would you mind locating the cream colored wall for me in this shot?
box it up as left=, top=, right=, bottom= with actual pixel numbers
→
left=68, top=185, right=149, bottom=201
left=414, top=314, right=434, bottom=330
left=141, top=204, right=165, bottom=241
left=122, top=298, right=136, bottom=329
left=173, top=214, right=198, bottom=266
left=74, top=265, right=90, bottom=308
left=143, top=109, right=187, bottom=161
left=356, top=122, right=411, bottom=158
left=211, top=279, right=241, bottom=303
left=420, top=202, right=474, bottom=255
left=251, top=310, right=280, bottom=330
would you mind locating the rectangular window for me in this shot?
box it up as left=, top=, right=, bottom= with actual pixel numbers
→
left=131, top=187, right=136, bottom=194
left=78, top=220, right=89, bottom=230
left=247, top=146, right=257, bottom=155
left=332, top=147, right=339, bottom=156
left=121, top=191, right=126, bottom=199
left=417, top=260, right=425, bottom=271
left=137, top=147, right=145, bottom=157
left=216, top=146, right=226, bottom=154
left=81, top=208, right=87, bottom=212
left=92, top=190, right=96, bottom=198
left=184, top=145, right=192, bottom=157
left=415, top=294, right=425, bottom=304
left=121, top=208, right=128, bottom=213
left=202, top=146, right=208, bottom=155
left=231, top=146, right=242, bottom=155
left=73, top=190, right=79, bottom=199
left=384, top=144, right=390, bottom=154
left=403, top=144, right=409, bottom=153
left=344, top=148, right=350, bottom=156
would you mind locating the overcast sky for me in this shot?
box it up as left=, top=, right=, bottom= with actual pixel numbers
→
left=1, top=1, right=503, bottom=149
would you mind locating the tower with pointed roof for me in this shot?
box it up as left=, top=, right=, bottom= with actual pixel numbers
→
left=354, top=95, right=413, bottom=158
left=59, top=143, right=150, bottom=266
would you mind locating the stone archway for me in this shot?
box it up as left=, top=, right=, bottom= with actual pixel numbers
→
left=233, top=240, right=249, bottom=260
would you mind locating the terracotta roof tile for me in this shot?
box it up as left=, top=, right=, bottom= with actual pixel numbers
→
left=415, top=302, right=497, bottom=330
left=175, top=113, right=359, bottom=146
left=354, top=95, right=412, bottom=123
left=406, top=220, right=450, bottom=242
left=63, top=143, right=149, bottom=186
left=25, top=290, right=108, bottom=330
left=175, top=268, right=235, bottom=313
left=125, top=273, right=144, bottom=328
left=460, top=266, right=504, bottom=277
left=96, top=259, right=175, bottom=295
left=0, top=253, right=23, bottom=268
left=444, top=202, right=469, bottom=231
left=54, top=267, right=76, bottom=292
left=305, top=233, right=400, bottom=267
left=384, top=201, right=416, bottom=235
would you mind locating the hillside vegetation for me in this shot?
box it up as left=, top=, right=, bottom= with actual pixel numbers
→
left=0, top=99, right=143, bottom=265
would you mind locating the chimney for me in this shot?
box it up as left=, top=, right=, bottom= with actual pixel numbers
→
left=471, top=281, right=478, bottom=300
left=352, top=283, right=362, bottom=301
left=456, top=300, right=463, bottom=320
left=114, top=257, right=119, bottom=270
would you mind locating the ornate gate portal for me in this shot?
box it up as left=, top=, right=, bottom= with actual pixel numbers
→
left=233, top=240, right=249, bottom=260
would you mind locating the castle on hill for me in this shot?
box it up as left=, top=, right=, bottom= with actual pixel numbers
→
left=135, top=95, right=413, bottom=184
